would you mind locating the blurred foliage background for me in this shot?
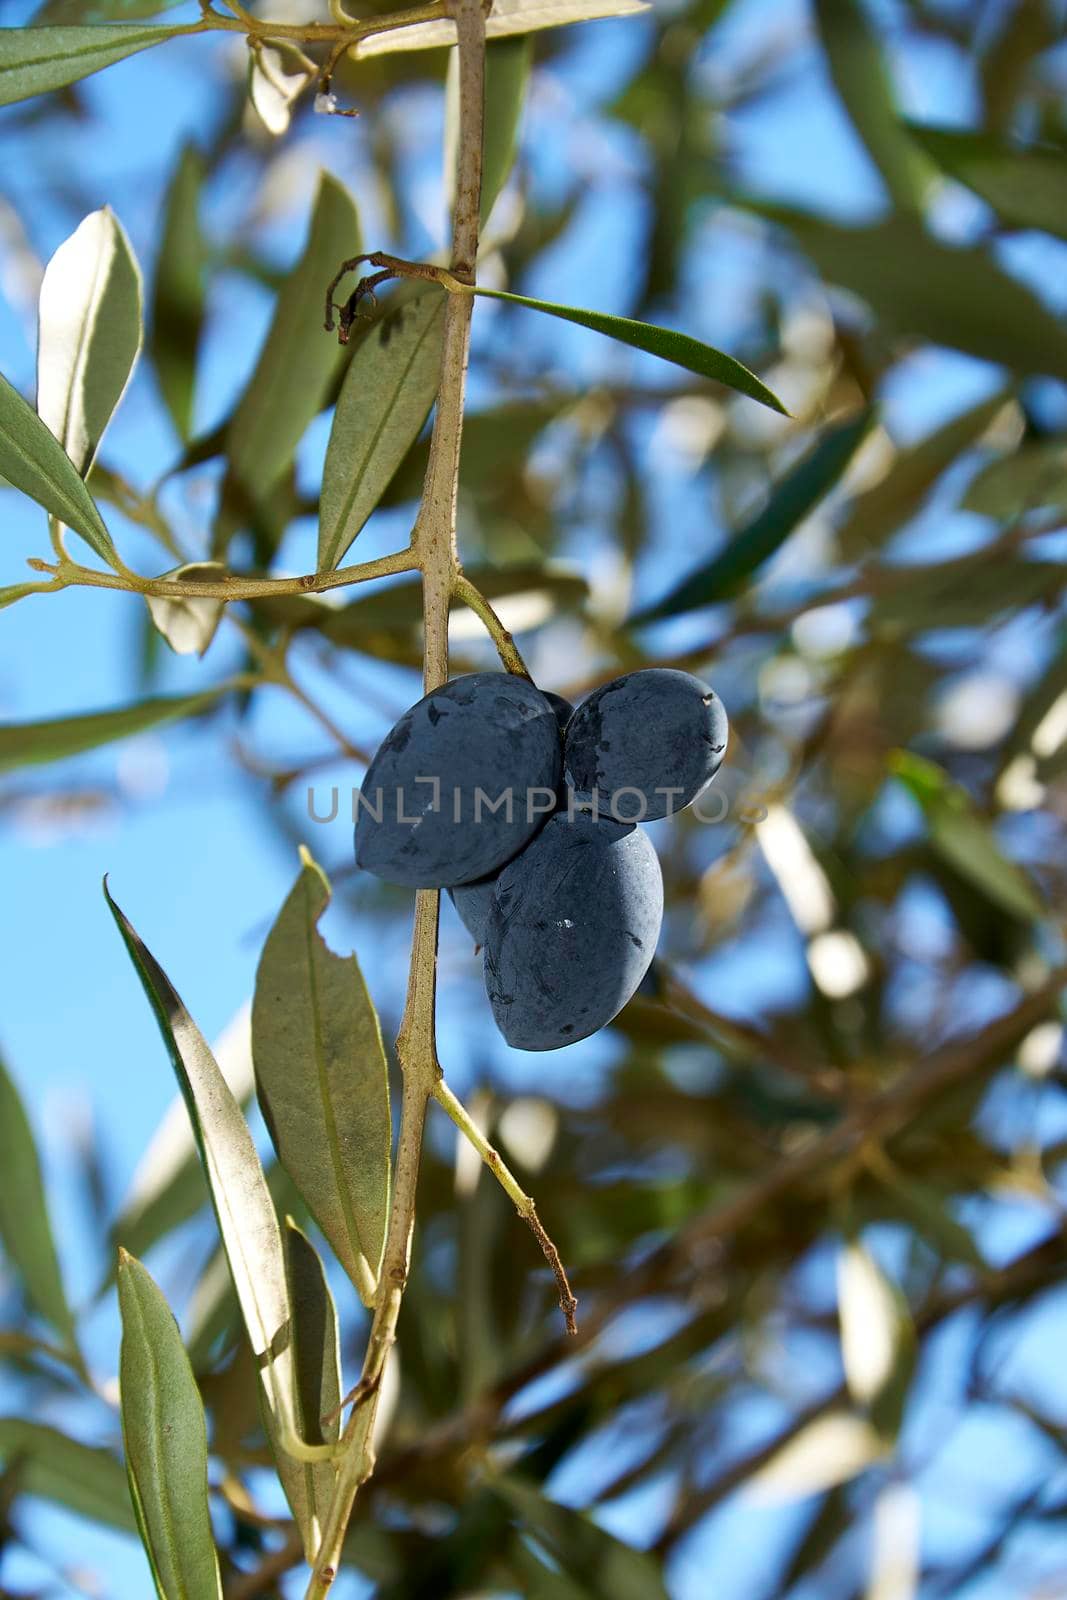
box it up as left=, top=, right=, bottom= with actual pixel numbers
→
left=2, top=0, right=1067, bottom=1595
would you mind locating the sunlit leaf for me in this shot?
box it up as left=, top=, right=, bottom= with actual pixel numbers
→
left=353, top=0, right=650, bottom=57
left=632, top=410, right=873, bottom=621
left=0, top=21, right=188, bottom=106
left=909, top=124, right=1067, bottom=241
left=253, top=851, right=391, bottom=1306
left=471, top=286, right=787, bottom=412
left=0, top=686, right=224, bottom=773
left=890, top=750, right=1045, bottom=922
left=37, top=207, right=142, bottom=481
left=117, top=1250, right=223, bottom=1600
left=150, top=143, right=205, bottom=441
left=0, top=369, right=115, bottom=565
left=145, top=562, right=225, bottom=656
left=248, top=41, right=311, bottom=138
left=261, top=1221, right=342, bottom=1560
left=748, top=1413, right=886, bottom=1504
left=104, top=885, right=326, bottom=1471
left=318, top=291, right=445, bottom=570
left=837, top=1241, right=910, bottom=1412
left=0, top=1419, right=135, bottom=1530
left=814, top=0, right=929, bottom=211
left=0, top=1053, right=78, bottom=1354
left=228, top=172, right=359, bottom=503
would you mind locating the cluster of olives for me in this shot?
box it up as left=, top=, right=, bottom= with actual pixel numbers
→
left=354, top=668, right=728, bottom=1052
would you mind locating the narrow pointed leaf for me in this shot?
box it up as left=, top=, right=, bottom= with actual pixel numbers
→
left=104, top=885, right=317, bottom=1471
left=632, top=410, right=874, bottom=622
left=0, top=370, right=115, bottom=564
left=0, top=686, right=225, bottom=773
left=0, top=581, right=48, bottom=611
left=354, top=0, right=650, bottom=57
left=151, top=143, right=206, bottom=440
left=318, top=290, right=445, bottom=569
left=0, top=22, right=188, bottom=107
left=814, top=0, right=929, bottom=211
left=908, top=123, right=1067, bottom=241
left=38, top=207, right=142, bottom=480
left=0, top=1419, right=134, bottom=1530
left=253, top=852, right=391, bottom=1305
left=117, top=1250, right=223, bottom=1600
left=471, top=286, right=786, bottom=413
left=0, top=1053, right=78, bottom=1353
left=228, top=172, right=359, bottom=502
left=262, top=1221, right=342, bottom=1560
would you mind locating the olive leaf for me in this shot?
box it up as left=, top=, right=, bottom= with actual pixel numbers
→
left=253, top=850, right=391, bottom=1306
left=631, top=409, right=874, bottom=622
left=105, top=884, right=334, bottom=1476
left=145, top=562, right=225, bottom=656
left=151, top=143, right=206, bottom=441
left=0, top=686, right=225, bottom=773
left=0, top=1052, right=79, bottom=1356
left=37, top=207, right=142, bottom=481
left=353, top=0, right=650, bottom=57
left=0, top=369, right=116, bottom=566
left=471, top=286, right=787, bottom=413
left=261, top=1220, right=342, bottom=1560
left=0, top=21, right=189, bottom=106
left=908, top=123, right=1067, bottom=241
left=318, top=291, right=445, bottom=570
left=117, top=1250, right=223, bottom=1600
left=228, top=172, right=359, bottom=502
left=0, top=1419, right=135, bottom=1530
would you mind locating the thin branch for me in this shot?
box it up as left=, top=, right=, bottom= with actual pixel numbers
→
left=451, top=572, right=530, bottom=677
left=34, top=545, right=415, bottom=603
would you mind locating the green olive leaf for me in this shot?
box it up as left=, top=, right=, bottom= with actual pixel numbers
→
left=0, top=369, right=116, bottom=565
left=150, top=143, right=206, bottom=441
left=228, top=172, right=359, bottom=503
left=0, top=686, right=225, bottom=773
left=253, top=850, right=391, bottom=1306
left=117, top=1250, right=223, bottom=1600
left=0, top=1419, right=135, bottom=1531
left=318, top=291, right=445, bottom=570
left=0, top=21, right=189, bottom=106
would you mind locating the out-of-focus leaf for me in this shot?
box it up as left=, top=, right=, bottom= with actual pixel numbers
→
left=837, top=1240, right=914, bottom=1439
left=151, top=143, right=205, bottom=440
left=0, top=22, right=188, bottom=106
left=145, top=563, right=224, bottom=656
left=814, top=0, right=929, bottom=211
left=318, top=292, right=444, bottom=570
left=471, top=286, right=786, bottom=411
left=253, top=851, right=391, bottom=1306
left=117, top=1251, right=222, bottom=1600
left=964, top=441, right=1067, bottom=519
left=34, top=0, right=188, bottom=20
left=0, top=370, right=116, bottom=564
left=0, top=1420, right=135, bottom=1530
left=0, top=1053, right=78, bottom=1353
left=837, top=391, right=1008, bottom=558
left=873, top=1168, right=986, bottom=1271
left=890, top=750, right=1045, bottom=922
left=378, top=401, right=559, bottom=510
left=632, top=410, right=873, bottom=621
left=495, top=1478, right=669, bottom=1600
left=0, top=687, right=224, bottom=773
left=871, top=558, right=1061, bottom=632
left=354, top=0, right=650, bottom=57
left=747, top=1413, right=886, bottom=1504
left=228, top=172, right=359, bottom=502
left=104, top=886, right=327, bottom=1470
left=909, top=124, right=1067, bottom=240
left=446, top=35, right=531, bottom=227
left=261, top=1221, right=341, bottom=1560
left=759, top=206, right=1067, bottom=380
left=37, top=207, right=142, bottom=480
